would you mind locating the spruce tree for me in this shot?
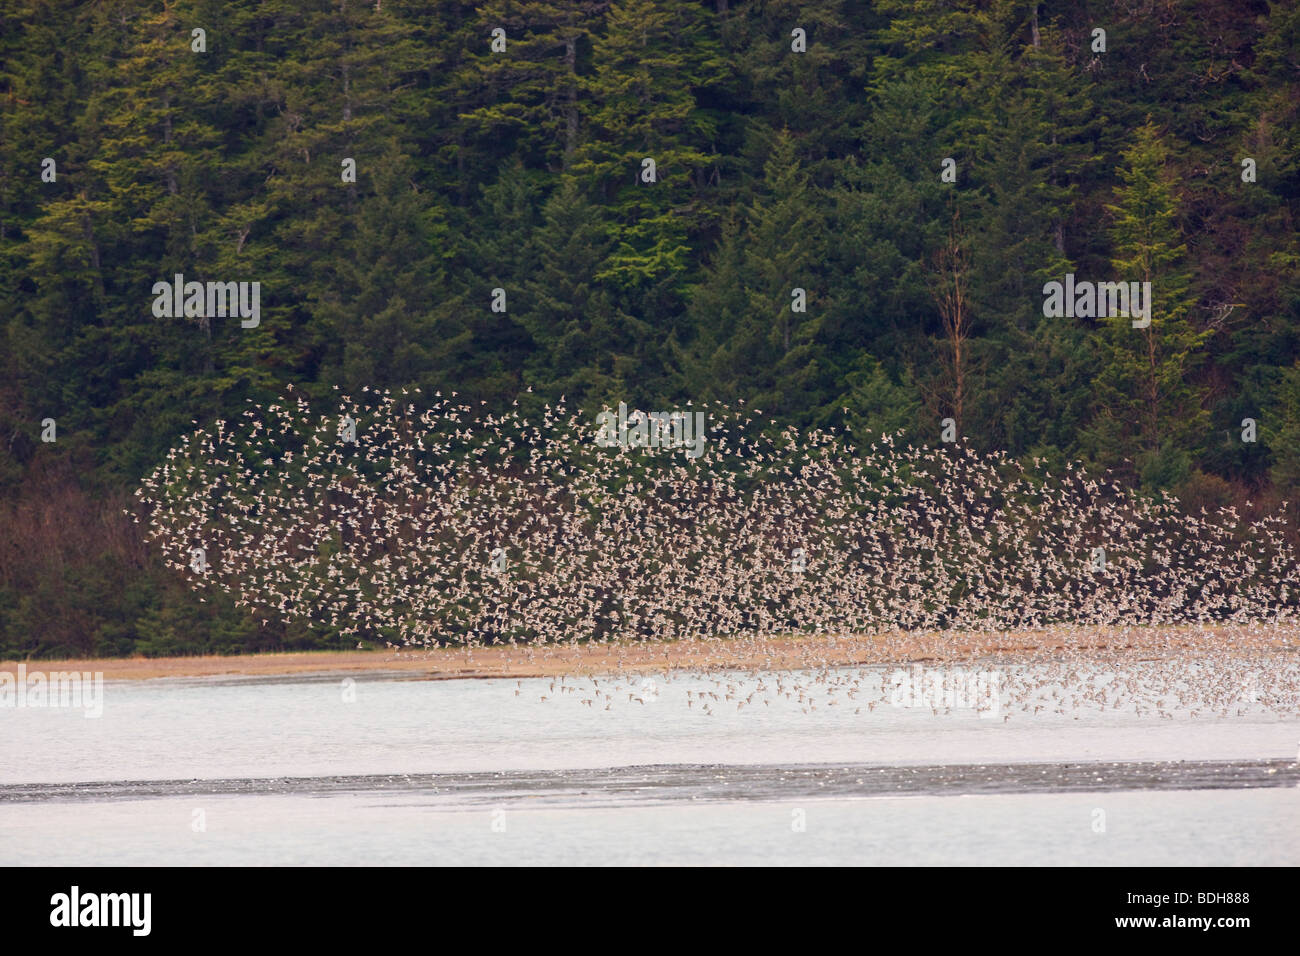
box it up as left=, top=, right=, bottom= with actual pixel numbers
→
left=1084, top=121, right=1210, bottom=487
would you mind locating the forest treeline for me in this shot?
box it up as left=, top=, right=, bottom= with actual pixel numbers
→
left=1, top=0, right=1297, bottom=657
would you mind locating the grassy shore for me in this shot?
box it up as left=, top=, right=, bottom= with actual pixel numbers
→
left=3, top=624, right=1295, bottom=681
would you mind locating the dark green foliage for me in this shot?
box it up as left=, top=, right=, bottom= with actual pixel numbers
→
left=0, top=0, right=1296, bottom=656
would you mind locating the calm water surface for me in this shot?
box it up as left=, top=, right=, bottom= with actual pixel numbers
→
left=2, top=667, right=1297, bottom=865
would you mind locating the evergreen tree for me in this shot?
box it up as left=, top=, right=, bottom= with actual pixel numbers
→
left=1083, top=122, right=1210, bottom=487
left=573, top=0, right=725, bottom=297
left=516, top=177, right=647, bottom=407
left=692, top=130, right=829, bottom=422
left=459, top=0, right=608, bottom=172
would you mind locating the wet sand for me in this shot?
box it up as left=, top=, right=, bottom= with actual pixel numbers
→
left=4, top=624, right=1295, bottom=682
left=5, top=758, right=1297, bottom=805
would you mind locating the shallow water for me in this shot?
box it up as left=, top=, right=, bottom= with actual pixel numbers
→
left=4, top=789, right=1298, bottom=866
left=1, top=667, right=1297, bottom=864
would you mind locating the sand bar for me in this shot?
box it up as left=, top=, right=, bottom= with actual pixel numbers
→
left=3, top=625, right=1295, bottom=682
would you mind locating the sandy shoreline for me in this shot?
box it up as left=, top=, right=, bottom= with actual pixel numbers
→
left=3, top=625, right=1295, bottom=682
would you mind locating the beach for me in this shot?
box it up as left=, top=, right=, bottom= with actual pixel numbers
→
left=6, top=624, right=1295, bottom=682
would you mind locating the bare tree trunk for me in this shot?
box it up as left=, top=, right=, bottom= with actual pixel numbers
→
left=564, top=35, right=578, bottom=164
left=1143, top=264, right=1159, bottom=452
left=79, top=199, right=107, bottom=309
left=933, top=212, right=971, bottom=431
left=163, top=95, right=178, bottom=195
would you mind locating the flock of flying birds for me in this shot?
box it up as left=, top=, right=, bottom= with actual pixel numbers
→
left=131, top=386, right=1300, bottom=720
left=490, top=652, right=1297, bottom=721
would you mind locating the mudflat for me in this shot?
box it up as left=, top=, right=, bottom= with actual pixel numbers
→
left=4, top=624, right=1293, bottom=682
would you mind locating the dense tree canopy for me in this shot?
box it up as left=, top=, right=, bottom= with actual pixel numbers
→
left=1, top=0, right=1297, bottom=657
